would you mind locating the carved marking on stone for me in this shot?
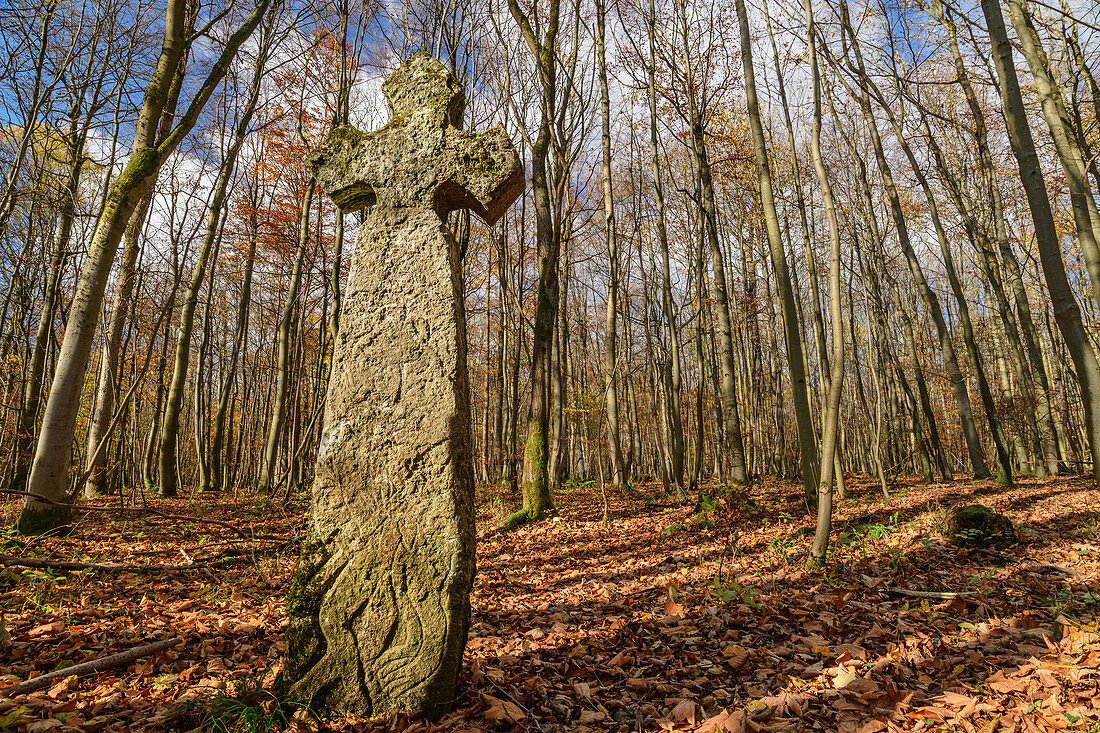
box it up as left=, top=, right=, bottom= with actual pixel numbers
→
left=283, top=53, right=523, bottom=719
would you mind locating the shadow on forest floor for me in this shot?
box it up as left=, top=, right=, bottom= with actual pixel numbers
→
left=0, top=475, right=1098, bottom=732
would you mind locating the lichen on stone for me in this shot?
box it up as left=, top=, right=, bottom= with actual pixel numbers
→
left=329, top=125, right=365, bottom=145
left=285, top=536, right=329, bottom=618
left=463, top=143, right=499, bottom=177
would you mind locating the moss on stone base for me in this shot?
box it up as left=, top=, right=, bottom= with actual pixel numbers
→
left=946, top=504, right=1015, bottom=548
left=283, top=537, right=331, bottom=684
left=285, top=537, right=328, bottom=618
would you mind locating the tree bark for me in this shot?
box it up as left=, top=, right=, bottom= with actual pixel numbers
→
left=18, top=0, right=272, bottom=533
left=981, top=0, right=1100, bottom=483
left=734, top=0, right=815, bottom=495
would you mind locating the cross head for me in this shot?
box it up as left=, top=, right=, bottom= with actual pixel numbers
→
left=307, top=53, right=524, bottom=225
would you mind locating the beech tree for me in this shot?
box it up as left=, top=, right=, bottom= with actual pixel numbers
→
left=18, top=0, right=274, bottom=533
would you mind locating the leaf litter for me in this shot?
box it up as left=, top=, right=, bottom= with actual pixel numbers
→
left=0, top=475, right=1097, bottom=732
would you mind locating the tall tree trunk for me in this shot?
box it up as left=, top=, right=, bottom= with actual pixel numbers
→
left=869, top=81, right=1014, bottom=483
left=1006, top=0, right=1100, bottom=313
left=158, top=51, right=266, bottom=497
left=83, top=43, right=194, bottom=500
left=932, top=2, right=1061, bottom=475
left=806, top=1, right=844, bottom=565
left=645, top=0, right=684, bottom=492
left=733, top=0, right=815, bottom=496
left=210, top=210, right=258, bottom=491
left=981, top=0, right=1100, bottom=483
left=596, top=0, right=625, bottom=488
left=505, top=0, right=561, bottom=527
left=18, top=0, right=272, bottom=533
left=12, top=124, right=85, bottom=495
left=830, top=7, right=991, bottom=478
left=258, top=179, right=314, bottom=493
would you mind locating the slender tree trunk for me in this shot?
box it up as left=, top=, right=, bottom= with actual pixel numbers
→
left=12, top=127, right=85, bottom=495
left=932, top=2, right=1061, bottom=476
left=158, top=56, right=266, bottom=497
left=879, top=96, right=1014, bottom=483
left=981, top=0, right=1100, bottom=482
left=83, top=46, right=195, bottom=500
left=17, top=0, right=271, bottom=533
left=259, top=179, right=314, bottom=493
left=734, top=0, right=815, bottom=496
left=211, top=217, right=257, bottom=490
left=1006, top=0, right=1100, bottom=313
left=596, top=0, right=625, bottom=488
left=644, top=0, right=685, bottom=492
left=505, top=0, right=561, bottom=527
left=806, top=2, right=844, bottom=564
left=831, top=9, right=990, bottom=479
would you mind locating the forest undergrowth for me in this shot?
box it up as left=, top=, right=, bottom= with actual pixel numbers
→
left=1, top=475, right=1098, bottom=733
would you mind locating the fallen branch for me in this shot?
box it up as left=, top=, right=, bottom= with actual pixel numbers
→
left=0, top=491, right=250, bottom=538
left=973, top=548, right=1081, bottom=575
left=0, top=637, right=183, bottom=697
left=129, top=535, right=301, bottom=556
left=0, top=554, right=247, bottom=573
left=886, top=587, right=976, bottom=600
left=0, top=490, right=125, bottom=512
left=138, top=507, right=251, bottom=538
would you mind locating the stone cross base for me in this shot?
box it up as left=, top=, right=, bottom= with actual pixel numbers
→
left=283, top=206, right=476, bottom=718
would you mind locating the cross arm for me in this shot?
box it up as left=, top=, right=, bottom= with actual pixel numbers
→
left=307, top=125, right=378, bottom=213
left=436, top=127, right=524, bottom=225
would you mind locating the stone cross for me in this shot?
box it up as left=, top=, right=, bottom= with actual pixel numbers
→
left=282, top=54, right=523, bottom=718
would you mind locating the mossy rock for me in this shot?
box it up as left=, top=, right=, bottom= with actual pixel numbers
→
left=946, top=504, right=1015, bottom=548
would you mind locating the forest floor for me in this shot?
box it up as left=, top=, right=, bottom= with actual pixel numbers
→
left=0, top=474, right=1098, bottom=733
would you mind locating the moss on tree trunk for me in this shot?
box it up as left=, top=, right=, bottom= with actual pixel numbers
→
left=15, top=505, right=72, bottom=536
left=504, top=420, right=552, bottom=530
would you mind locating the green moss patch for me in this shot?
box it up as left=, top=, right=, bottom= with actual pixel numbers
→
left=946, top=504, right=1016, bottom=548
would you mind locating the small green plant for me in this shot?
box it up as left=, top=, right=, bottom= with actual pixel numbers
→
left=840, top=523, right=888, bottom=552
left=865, top=523, right=892, bottom=540
left=717, top=486, right=757, bottom=514
left=766, top=535, right=797, bottom=560
left=901, top=599, right=945, bottom=621
left=966, top=568, right=997, bottom=588
left=689, top=511, right=715, bottom=530
left=168, top=668, right=314, bottom=733
left=1077, top=513, right=1100, bottom=541
left=17, top=568, right=62, bottom=613
left=710, top=577, right=763, bottom=609
left=661, top=523, right=689, bottom=536
left=927, top=502, right=949, bottom=533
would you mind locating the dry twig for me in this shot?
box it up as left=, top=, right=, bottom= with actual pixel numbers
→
left=0, top=637, right=183, bottom=697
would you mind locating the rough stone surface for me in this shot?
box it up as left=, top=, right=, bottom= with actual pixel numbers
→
left=946, top=504, right=1016, bottom=548
left=283, top=54, right=522, bottom=719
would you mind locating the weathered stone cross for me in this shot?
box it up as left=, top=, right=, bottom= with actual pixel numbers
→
left=282, top=54, right=523, bottom=718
